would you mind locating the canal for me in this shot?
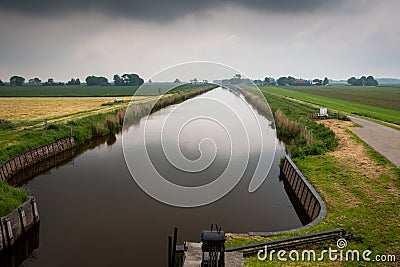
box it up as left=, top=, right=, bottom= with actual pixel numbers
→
left=18, top=87, right=303, bottom=266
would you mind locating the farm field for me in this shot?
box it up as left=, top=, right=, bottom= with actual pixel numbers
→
left=0, top=85, right=139, bottom=97
left=0, top=96, right=151, bottom=122
left=260, top=86, right=400, bottom=125
left=281, top=85, right=400, bottom=111
left=0, top=83, right=200, bottom=97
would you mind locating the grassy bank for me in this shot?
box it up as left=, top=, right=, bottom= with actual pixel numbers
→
left=226, top=92, right=399, bottom=266
left=0, top=180, right=28, bottom=216
left=260, top=86, right=400, bottom=125
left=237, top=85, right=338, bottom=158
left=0, top=85, right=216, bottom=216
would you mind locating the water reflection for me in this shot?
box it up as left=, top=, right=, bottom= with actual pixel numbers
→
left=0, top=225, right=39, bottom=267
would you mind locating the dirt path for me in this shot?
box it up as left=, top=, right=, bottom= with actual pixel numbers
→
left=319, top=120, right=391, bottom=178
left=348, top=116, right=400, bottom=168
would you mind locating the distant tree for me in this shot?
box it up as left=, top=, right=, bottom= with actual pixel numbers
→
left=0, top=79, right=3, bottom=86
left=360, top=76, right=367, bottom=86
left=10, top=75, right=25, bottom=86
left=86, top=76, right=109, bottom=86
left=67, top=78, right=75, bottom=85
left=347, top=77, right=356, bottom=86
left=67, top=78, right=81, bottom=85
left=41, top=78, right=54, bottom=86
left=28, top=77, right=41, bottom=85
left=264, top=77, right=270, bottom=83
left=347, top=75, right=378, bottom=86
left=253, top=79, right=263, bottom=85
left=122, top=73, right=144, bottom=86
left=97, top=76, right=109, bottom=86
left=85, top=76, right=98, bottom=86
left=113, top=74, right=124, bottom=86
left=287, top=76, right=295, bottom=85
left=323, top=77, right=329, bottom=85
left=277, top=77, right=288, bottom=86
left=230, top=74, right=242, bottom=85
left=148, top=79, right=152, bottom=83
left=174, top=78, right=181, bottom=83
left=354, top=79, right=364, bottom=86
left=366, top=75, right=378, bottom=86
left=312, top=78, right=322, bottom=85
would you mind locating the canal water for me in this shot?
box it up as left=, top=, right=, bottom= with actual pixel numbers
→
left=19, top=88, right=303, bottom=266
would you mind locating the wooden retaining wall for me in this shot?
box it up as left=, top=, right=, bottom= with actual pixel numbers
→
left=7, top=148, right=77, bottom=187
left=0, top=197, right=39, bottom=253
left=280, top=155, right=325, bottom=222
left=0, top=137, right=75, bottom=183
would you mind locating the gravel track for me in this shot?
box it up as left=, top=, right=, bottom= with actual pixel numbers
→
left=349, top=116, right=400, bottom=168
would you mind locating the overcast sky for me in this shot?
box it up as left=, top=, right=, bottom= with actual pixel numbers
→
left=0, top=0, right=399, bottom=82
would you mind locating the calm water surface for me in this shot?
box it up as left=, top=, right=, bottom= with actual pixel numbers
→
left=20, top=88, right=302, bottom=266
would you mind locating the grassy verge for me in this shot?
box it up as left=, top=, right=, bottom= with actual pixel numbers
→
left=0, top=180, right=29, bottom=216
left=260, top=86, right=400, bottom=125
left=226, top=92, right=399, bottom=266
left=259, top=88, right=338, bottom=158
left=235, top=85, right=338, bottom=158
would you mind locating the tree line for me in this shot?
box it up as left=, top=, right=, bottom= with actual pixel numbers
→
left=0, top=73, right=144, bottom=86
left=259, top=75, right=378, bottom=86
left=347, top=76, right=378, bottom=86
left=274, top=76, right=329, bottom=86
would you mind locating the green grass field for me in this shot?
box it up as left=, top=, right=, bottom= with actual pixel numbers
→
left=0, top=180, right=28, bottom=216
left=282, top=85, right=400, bottom=111
left=0, top=83, right=200, bottom=97
left=260, top=86, right=400, bottom=125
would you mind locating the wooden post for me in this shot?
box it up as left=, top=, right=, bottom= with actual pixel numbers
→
left=18, top=207, right=27, bottom=234
left=5, top=219, right=13, bottom=244
left=31, top=198, right=39, bottom=223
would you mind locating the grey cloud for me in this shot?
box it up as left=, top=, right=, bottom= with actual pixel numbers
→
left=0, top=0, right=345, bottom=21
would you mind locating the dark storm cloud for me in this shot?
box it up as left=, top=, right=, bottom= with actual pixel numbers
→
left=0, top=0, right=344, bottom=21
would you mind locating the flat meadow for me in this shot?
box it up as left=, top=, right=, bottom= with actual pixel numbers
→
left=0, top=96, right=150, bottom=122
left=260, top=85, right=400, bottom=125
left=282, top=85, right=400, bottom=111
left=0, top=83, right=197, bottom=97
